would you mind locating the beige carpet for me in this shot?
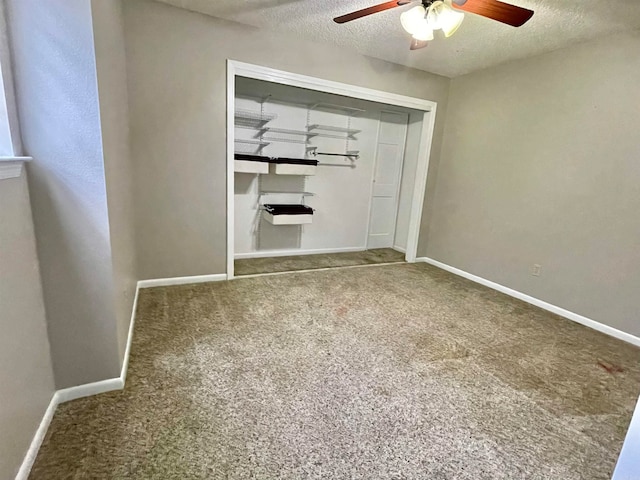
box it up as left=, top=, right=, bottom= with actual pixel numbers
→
left=30, top=263, right=640, bottom=479
left=234, top=248, right=405, bottom=276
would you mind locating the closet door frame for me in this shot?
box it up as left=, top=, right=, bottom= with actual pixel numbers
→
left=226, top=60, right=437, bottom=279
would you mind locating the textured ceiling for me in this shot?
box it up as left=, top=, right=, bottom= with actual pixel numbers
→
left=157, top=0, right=640, bottom=77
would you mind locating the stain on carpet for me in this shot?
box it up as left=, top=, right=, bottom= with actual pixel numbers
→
left=29, top=263, right=640, bottom=479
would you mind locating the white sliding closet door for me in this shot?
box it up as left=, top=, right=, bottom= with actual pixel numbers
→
left=367, top=111, right=409, bottom=249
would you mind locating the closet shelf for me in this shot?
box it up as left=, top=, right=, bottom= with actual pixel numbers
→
left=262, top=204, right=314, bottom=225
left=263, top=127, right=317, bottom=137
left=307, top=124, right=361, bottom=136
left=235, top=125, right=316, bottom=137
left=235, top=139, right=270, bottom=146
left=235, top=154, right=318, bottom=166
left=234, top=160, right=269, bottom=174
left=260, top=191, right=315, bottom=196
left=233, top=154, right=318, bottom=175
left=234, top=109, right=277, bottom=128
left=234, top=153, right=270, bottom=173
left=261, top=136, right=309, bottom=145
left=309, top=103, right=366, bottom=115
left=234, top=153, right=270, bottom=162
left=268, top=156, right=318, bottom=175
left=259, top=127, right=349, bottom=141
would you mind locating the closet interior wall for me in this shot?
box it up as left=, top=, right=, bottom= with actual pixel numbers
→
left=234, top=78, right=421, bottom=258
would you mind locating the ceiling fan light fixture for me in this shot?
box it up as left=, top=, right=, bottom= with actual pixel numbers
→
left=400, top=5, right=426, bottom=35
left=440, top=3, right=464, bottom=37
left=425, top=1, right=444, bottom=30
left=412, top=26, right=434, bottom=41
left=426, top=0, right=464, bottom=37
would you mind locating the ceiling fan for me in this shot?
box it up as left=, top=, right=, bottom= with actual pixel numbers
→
left=334, top=0, right=534, bottom=50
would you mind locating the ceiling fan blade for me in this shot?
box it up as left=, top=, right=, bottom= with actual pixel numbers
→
left=452, top=0, right=533, bottom=27
left=410, top=38, right=429, bottom=50
left=334, top=0, right=412, bottom=24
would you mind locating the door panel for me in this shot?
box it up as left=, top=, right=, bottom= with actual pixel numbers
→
left=369, top=197, right=397, bottom=234
left=373, top=143, right=402, bottom=197
left=368, top=112, right=409, bottom=249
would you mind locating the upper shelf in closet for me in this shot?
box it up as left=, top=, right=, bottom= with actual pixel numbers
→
left=307, top=124, right=361, bottom=136
left=309, top=103, right=365, bottom=115
left=234, top=109, right=277, bottom=128
left=262, top=127, right=314, bottom=137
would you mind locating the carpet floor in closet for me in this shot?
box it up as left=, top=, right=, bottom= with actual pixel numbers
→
left=234, top=247, right=405, bottom=276
left=30, top=262, right=640, bottom=479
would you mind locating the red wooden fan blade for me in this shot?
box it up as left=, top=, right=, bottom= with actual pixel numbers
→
left=334, top=0, right=412, bottom=24
left=410, top=38, right=429, bottom=50
left=452, top=0, right=533, bottom=27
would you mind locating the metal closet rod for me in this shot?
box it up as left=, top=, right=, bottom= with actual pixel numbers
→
left=312, top=152, right=360, bottom=159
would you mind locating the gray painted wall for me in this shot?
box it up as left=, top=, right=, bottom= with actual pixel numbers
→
left=91, top=0, right=137, bottom=364
left=7, top=0, right=121, bottom=388
left=427, top=31, right=640, bottom=335
left=123, top=0, right=450, bottom=280
left=0, top=167, right=55, bottom=479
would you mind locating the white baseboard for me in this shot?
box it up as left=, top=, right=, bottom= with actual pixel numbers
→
left=234, top=246, right=366, bottom=260
left=14, top=392, right=59, bottom=480
left=120, top=284, right=139, bottom=384
left=417, top=257, right=640, bottom=347
left=55, top=377, right=124, bottom=404
left=137, top=273, right=227, bottom=288
left=393, top=245, right=406, bottom=254
left=15, top=379, right=127, bottom=480
left=15, top=285, right=141, bottom=480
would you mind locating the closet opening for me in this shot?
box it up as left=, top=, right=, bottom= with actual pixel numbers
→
left=227, top=61, right=437, bottom=278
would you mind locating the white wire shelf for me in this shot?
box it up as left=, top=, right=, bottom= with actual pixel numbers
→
left=234, top=109, right=277, bottom=128
left=264, top=127, right=317, bottom=137
left=261, top=136, right=308, bottom=145
left=309, top=103, right=366, bottom=115
left=307, top=124, right=361, bottom=136
left=260, top=191, right=315, bottom=196
left=234, top=139, right=270, bottom=154
left=235, top=126, right=319, bottom=137
left=235, top=139, right=270, bottom=146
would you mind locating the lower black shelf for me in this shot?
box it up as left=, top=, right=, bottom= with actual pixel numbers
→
left=262, top=204, right=314, bottom=225
left=264, top=204, right=314, bottom=215
left=234, top=154, right=318, bottom=175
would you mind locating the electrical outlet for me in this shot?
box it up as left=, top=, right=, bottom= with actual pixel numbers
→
left=531, top=264, right=542, bottom=276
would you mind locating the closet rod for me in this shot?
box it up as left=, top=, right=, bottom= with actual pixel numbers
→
left=312, top=152, right=360, bottom=159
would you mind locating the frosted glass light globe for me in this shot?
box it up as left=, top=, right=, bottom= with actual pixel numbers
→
left=400, top=5, right=427, bottom=35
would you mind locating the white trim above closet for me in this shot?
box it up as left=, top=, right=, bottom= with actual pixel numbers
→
left=226, top=60, right=437, bottom=279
